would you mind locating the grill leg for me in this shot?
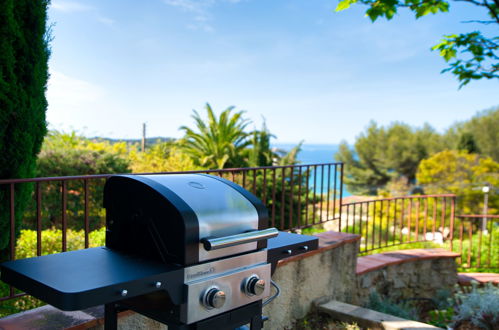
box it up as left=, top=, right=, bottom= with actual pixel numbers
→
left=104, top=303, right=118, bottom=330
left=249, top=314, right=262, bottom=330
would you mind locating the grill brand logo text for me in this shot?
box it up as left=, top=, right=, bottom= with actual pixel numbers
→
left=187, top=267, right=215, bottom=280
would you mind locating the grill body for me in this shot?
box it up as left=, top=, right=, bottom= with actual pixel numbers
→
left=1, top=174, right=319, bottom=329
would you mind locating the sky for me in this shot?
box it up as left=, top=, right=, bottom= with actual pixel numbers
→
left=46, top=0, right=498, bottom=144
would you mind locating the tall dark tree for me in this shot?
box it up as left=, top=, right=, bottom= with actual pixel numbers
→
left=0, top=0, right=50, bottom=258
left=457, top=132, right=480, bottom=154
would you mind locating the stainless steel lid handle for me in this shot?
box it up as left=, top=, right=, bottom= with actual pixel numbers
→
left=201, top=228, right=279, bottom=251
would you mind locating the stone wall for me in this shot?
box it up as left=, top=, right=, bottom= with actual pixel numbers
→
left=262, top=233, right=360, bottom=329
left=354, top=251, right=459, bottom=305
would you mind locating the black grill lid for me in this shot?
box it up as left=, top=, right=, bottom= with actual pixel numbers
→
left=103, top=174, right=269, bottom=266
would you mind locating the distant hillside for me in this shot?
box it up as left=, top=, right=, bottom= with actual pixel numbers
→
left=90, top=136, right=175, bottom=146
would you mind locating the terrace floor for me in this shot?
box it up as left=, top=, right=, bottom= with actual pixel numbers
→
left=457, top=272, right=499, bottom=285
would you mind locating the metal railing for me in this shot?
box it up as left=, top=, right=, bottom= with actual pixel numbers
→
left=341, top=195, right=456, bottom=254
left=0, top=162, right=344, bottom=303
left=452, top=215, right=499, bottom=269
left=1, top=162, right=497, bottom=306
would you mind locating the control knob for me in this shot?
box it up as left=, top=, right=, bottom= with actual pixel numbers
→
left=243, top=275, right=266, bottom=296
left=201, top=287, right=226, bottom=309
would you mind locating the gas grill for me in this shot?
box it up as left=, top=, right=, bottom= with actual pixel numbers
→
left=1, top=174, right=318, bottom=329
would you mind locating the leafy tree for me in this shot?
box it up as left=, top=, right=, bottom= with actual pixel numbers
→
left=129, top=143, right=198, bottom=173
left=275, top=142, right=303, bottom=166
left=447, top=107, right=499, bottom=162
left=37, top=142, right=130, bottom=178
left=335, top=121, right=444, bottom=195
left=335, top=0, right=499, bottom=87
left=31, top=131, right=131, bottom=230
left=247, top=121, right=276, bottom=167
left=417, top=150, right=499, bottom=213
left=0, top=0, right=50, bottom=258
left=179, top=103, right=252, bottom=169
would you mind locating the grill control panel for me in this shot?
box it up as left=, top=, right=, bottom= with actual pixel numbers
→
left=183, top=251, right=270, bottom=324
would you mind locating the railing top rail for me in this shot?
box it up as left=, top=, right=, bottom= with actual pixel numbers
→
left=0, top=162, right=344, bottom=184
left=457, top=214, right=499, bottom=219
left=342, top=194, right=457, bottom=205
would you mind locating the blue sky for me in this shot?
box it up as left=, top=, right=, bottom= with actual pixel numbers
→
left=46, top=0, right=498, bottom=144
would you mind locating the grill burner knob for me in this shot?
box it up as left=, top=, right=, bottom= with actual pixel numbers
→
left=202, top=287, right=226, bottom=309
left=243, top=275, right=265, bottom=296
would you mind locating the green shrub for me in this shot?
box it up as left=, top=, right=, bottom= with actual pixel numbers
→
left=366, top=292, right=419, bottom=320
left=428, top=308, right=454, bottom=328
left=15, top=227, right=106, bottom=258
left=0, top=228, right=106, bottom=317
left=452, top=282, right=499, bottom=329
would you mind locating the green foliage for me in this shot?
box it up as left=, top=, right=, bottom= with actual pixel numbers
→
left=366, top=291, right=419, bottom=320
left=335, top=0, right=498, bottom=86
left=0, top=281, right=44, bottom=318
left=417, top=150, right=499, bottom=214
left=0, top=0, right=50, bottom=259
left=335, top=121, right=444, bottom=195
left=276, top=142, right=303, bottom=166
left=452, top=225, right=499, bottom=270
left=179, top=103, right=304, bottom=171
left=457, top=132, right=480, bottom=154
left=223, top=143, right=316, bottom=230
left=37, top=131, right=130, bottom=177
left=179, top=103, right=252, bottom=169
left=129, top=143, right=199, bottom=173
left=452, top=282, right=499, bottom=329
left=448, top=107, right=499, bottom=163
left=335, top=0, right=450, bottom=22
left=0, top=228, right=105, bottom=317
left=247, top=121, right=276, bottom=167
left=259, top=167, right=319, bottom=230
left=15, top=228, right=106, bottom=258
left=428, top=307, right=454, bottom=328
left=31, top=131, right=131, bottom=230
left=432, top=32, right=498, bottom=87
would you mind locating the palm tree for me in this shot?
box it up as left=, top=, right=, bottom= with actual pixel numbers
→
left=179, top=103, right=252, bottom=169
left=247, top=120, right=277, bottom=167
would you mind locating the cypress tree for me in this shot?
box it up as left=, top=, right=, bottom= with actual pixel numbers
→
left=458, top=132, right=480, bottom=154
left=0, top=0, right=50, bottom=259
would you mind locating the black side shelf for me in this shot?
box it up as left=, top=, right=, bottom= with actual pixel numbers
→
left=266, top=232, right=319, bottom=274
left=0, top=247, right=184, bottom=311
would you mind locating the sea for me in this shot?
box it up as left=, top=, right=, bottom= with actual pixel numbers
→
left=272, top=143, right=351, bottom=197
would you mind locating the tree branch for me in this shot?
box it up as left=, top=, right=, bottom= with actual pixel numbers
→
left=452, top=0, right=487, bottom=7
left=461, top=19, right=497, bottom=24
left=452, top=0, right=499, bottom=24
left=481, top=0, right=499, bottom=24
